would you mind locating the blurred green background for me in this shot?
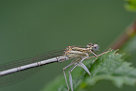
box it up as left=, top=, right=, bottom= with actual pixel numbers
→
left=0, top=0, right=136, bottom=91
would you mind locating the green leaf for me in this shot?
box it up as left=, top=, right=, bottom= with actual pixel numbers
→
left=124, top=0, right=136, bottom=12
left=85, top=50, right=136, bottom=89
left=43, top=50, right=136, bottom=91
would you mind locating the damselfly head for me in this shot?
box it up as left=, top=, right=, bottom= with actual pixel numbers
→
left=87, top=43, right=99, bottom=52
left=92, top=44, right=99, bottom=52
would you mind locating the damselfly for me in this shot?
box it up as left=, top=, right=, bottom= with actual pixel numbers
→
left=0, top=43, right=110, bottom=91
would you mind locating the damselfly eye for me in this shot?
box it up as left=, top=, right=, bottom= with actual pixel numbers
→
left=92, top=44, right=99, bottom=52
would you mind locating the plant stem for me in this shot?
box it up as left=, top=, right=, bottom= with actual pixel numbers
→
left=108, top=19, right=136, bottom=49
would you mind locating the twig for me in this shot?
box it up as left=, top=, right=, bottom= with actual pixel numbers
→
left=108, top=19, right=136, bottom=50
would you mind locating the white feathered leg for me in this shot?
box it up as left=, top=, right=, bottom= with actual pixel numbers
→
left=69, top=63, right=78, bottom=91
left=78, top=63, right=91, bottom=76
left=63, top=62, right=75, bottom=90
